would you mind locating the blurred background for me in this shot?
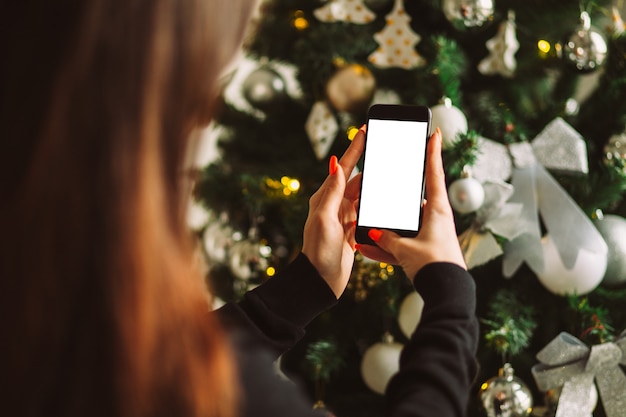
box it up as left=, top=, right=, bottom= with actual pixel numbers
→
left=187, top=1, right=626, bottom=416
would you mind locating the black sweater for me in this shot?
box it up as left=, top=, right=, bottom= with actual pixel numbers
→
left=217, top=253, right=479, bottom=417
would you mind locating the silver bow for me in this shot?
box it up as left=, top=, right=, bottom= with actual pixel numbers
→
left=500, top=118, right=608, bottom=281
left=531, top=331, right=626, bottom=417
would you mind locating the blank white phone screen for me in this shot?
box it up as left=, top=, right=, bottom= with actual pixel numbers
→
left=358, top=118, right=428, bottom=231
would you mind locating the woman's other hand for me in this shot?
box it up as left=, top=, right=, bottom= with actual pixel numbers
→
left=356, top=127, right=466, bottom=281
left=302, top=127, right=365, bottom=298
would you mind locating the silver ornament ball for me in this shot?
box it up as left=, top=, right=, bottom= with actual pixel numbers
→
left=561, top=12, right=608, bottom=73
left=479, top=363, right=533, bottom=417
left=242, top=66, right=287, bottom=109
left=594, top=214, right=626, bottom=287
left=448, top=177, right=485, bottom=214
left=442, top=0, right=494, bottom=31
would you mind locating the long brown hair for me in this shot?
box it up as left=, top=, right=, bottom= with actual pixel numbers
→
left=0, top=1, right=254, bottom=416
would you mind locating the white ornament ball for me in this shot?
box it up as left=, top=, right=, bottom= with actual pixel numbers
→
left=360, top=336, right=403, bottom=394
left=430, top=103, right=468, bottom=148
left=448, top=177, right=485, bottom=214
left=397, top=291, right=424, bottom=339
left=536, top=235, right=606, bottom=295
left=593, top=214, right=626, bottom=287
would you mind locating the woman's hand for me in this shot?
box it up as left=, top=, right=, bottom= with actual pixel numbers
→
left=356, top=128, right=466, bottom=281
left=301, top=127, right=365, bottom=299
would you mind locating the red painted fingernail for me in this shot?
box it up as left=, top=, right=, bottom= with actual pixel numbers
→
left=329, top=155, right=338, bottom=175
left=355, top=243, right=361, bottom=251
left=352, top=220, right=357, bottom=227
left=368, top=229, right=383, bottom=242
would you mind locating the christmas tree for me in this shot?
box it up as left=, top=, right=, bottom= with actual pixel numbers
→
left=190, top=0, right=626, bottom=416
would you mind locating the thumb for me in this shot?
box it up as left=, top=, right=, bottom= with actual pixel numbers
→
left=367, top=228, right=401, bottom=257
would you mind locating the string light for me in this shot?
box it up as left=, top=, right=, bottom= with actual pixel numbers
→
left=537, top=39, right=551, bottom=53
left=266, top=266, right=276, bottom=277
left=264, top=176, right=300, bottom=197
left=292, top=10, right=309, bottom=30
left=347, top=126, right=360, bottom=140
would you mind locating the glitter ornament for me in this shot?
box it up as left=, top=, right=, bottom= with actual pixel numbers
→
left=536, top=234, right=606, bottom=296
left=313, top=0, right=376, bottom=24
left=305, top=101, right=339, bottom=160
left=326, top=63, right=376, bottom=114
left=430, top=100, right=468, bottom=148
left=368, top=0, right=425, bottom=69
left=360, top=333, right=403, bottom=394
left=593, top=214, right=626, bottom=287
left=479, top=363, right=533, bottom=417
left=242, top=66, right=287, bottom=110
left=442, top=0, right=494, bottom=31
left=604, top=131, right=626, bottom=163
left=228, top=230, right=272, bottom=281
left=478, top=10, right=519, bottom=78
left=561, top=11, right=608, bottom=73
left=397, top=291, right=424, bottom=339
left=448, top=176, right=485, bottom=214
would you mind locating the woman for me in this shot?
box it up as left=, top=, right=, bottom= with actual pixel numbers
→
left=0, top=0, right=477, bottom=416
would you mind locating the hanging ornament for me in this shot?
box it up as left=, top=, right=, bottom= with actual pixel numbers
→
left=442, top=0, right=494, bottom=31
left=448, top=174, right=485, bottom=214
left=314, top=0, right=376, bottom=24
left=502, top=118, right=608, bottom=289
left=363, top=0, right=393, bottom=12
left=478, top=10, right=519, bottom=78
left=593, top=213, right=626, bottom=287
left=326, top=63, right=376, bottom=114
left=604, top=130, right=626, bottom=170
left=202, top=215, right=235, bottom=264
left=306, top=101, right=339, bottom=160
left=478, top=363, right=533, bottom=417
left=224, top=56, right=303, bottom=119
left=458, top=180, right=524, bottom=269
left=368, top=0, right=426, bottom=69
left=228, top=228, right=272, bottom=280
left=430, top=98, right=468, bottom=148
left=536, top=234, right=607, bottom=295
left=360, top=333, right=403, bottom=394
left=532, top=331, right=626, bottom=417
left=242, top=65, right=288, bottom=110
left=397, top=291, right=424, bottom=339
left=560, top=11, right=608, bottom=73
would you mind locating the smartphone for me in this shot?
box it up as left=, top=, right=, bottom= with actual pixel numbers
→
left=355, top=104, right=431, bottom=245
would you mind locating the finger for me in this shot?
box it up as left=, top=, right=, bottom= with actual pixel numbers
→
left=344, top=172, right=362, bottom=201
left=356, top=244, right=398, bottom=265
left=366, top=228, right=403, bottom=260
left=315, top=161, right=347, bottom=216
left=424, top=127, right=449, bottom=206
left=339, top=125, right=365, bottom=176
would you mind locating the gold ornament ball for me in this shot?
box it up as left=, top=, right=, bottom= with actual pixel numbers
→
left=326, top=64, right=376, bottom=114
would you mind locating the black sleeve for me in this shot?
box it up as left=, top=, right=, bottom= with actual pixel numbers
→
left=385, top=262, right=479, bottom=417
left=216, top=252, right=338, bottom=356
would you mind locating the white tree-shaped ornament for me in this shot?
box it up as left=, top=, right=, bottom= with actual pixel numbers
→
left=368, top=0, right=425, bottom=69
left=314, top=0, right=376, bottom=24
left=478, top=10, right=519, bottom=78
